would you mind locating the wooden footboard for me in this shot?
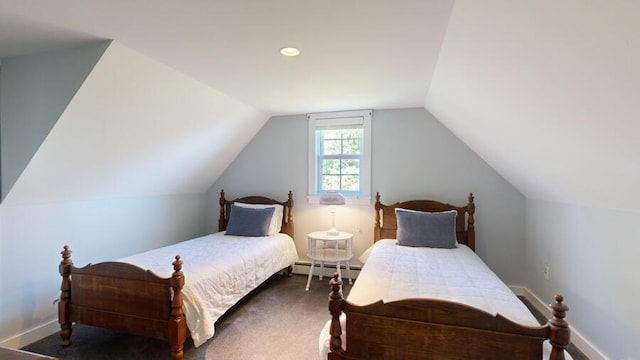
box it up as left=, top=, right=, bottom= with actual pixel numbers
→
left=328, top=274, right=570, bottom=360
left=57, top=190, right=295, bottom=359
left=58, top=246, right=187, bottom=360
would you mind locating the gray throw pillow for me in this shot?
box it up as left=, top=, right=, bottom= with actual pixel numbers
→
left=395, top=208, right=457, bottom=248
left=225, top=205, right=276, bottom=237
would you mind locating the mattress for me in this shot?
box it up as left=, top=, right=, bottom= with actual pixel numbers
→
left=119, top=231, right=298, bottom=347
left=349, top=239, right=538, bottom=324
left=319, top=239, right=572, bottom=359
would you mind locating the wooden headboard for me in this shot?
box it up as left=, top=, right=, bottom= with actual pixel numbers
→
left=218, top=189, right=294, bottom=238
left=373, top=192, right=476, bottom=251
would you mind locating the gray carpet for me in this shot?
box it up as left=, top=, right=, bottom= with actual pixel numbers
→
left=22, top=274, right=587, bottom=359
left=22, top=274, right=350, bottom=360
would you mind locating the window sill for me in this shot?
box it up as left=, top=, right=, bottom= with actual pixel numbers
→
left=307, top=195, right=371, bottom=206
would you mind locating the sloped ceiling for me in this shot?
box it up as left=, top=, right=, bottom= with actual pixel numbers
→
left=426, top=0, right=640, bottom=212
left=0, top=1, right=453, bottom=115
left=4, top=42, right=268, bottom=204
left=1, top=1, right=639, bottom=212
left=0, top=41, right=110, bottom=200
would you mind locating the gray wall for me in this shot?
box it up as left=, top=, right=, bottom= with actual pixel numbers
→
left=0, top=44, right=209, bottom=347
left=525, top=199, right=640, bottom=359
left=209, top=107, right=527, bottom=284
left=0, top=194, right=208, bottom=346
left=0, top=41, right=110, bottom=199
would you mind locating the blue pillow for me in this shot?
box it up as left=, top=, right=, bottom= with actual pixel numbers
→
left=225, top=205, right=276, bottom=237
left=395, top=208, right=457, bottom=248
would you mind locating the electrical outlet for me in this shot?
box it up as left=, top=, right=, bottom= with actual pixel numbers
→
left=543, top=262, right=550, bottom=280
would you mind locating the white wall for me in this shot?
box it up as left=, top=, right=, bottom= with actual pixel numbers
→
left=0, top=41, right=267, bottom=346
left=525, top=199, right=640, bottom=360
left=208, top=108, right=527, bottom=284
left=426, top=2, right=640, bottom=357
left=0, top=194, right=207, bottom=347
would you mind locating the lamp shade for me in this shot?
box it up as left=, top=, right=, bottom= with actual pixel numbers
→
left=319, top=190, right=346, bottom=205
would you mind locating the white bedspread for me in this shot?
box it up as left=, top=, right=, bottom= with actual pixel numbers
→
left=349, top=239, right=538, bottom=325
left=319, top=240, right=572, bottom=359
left=118, top=231, right=298, bottom=347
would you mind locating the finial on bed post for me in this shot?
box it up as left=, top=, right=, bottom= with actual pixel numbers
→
left=59, top=245, right=73, bottom=346
left=287, top=190, right=294, bottom=224
left=467, top=193, right=476, bottom=251
left=219, top=189, right=226, bottom=232
left=328, top=273, right=345, bottom=356
left=548, top=295, right=570, bottom=360
left=374, top=192, right=382, bottom=242
left=169, top=255, right=187, bottom=360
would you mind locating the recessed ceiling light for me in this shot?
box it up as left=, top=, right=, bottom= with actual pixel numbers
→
left=280, top=47, right=300, bottom=57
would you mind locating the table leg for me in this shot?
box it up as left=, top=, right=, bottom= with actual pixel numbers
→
left=345, top=261, right=353, bottom=284
left=319, top=261, right=324, bottom=280
left=305, top=259, right=316, bottom=291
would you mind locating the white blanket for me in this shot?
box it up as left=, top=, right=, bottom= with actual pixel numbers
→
left=319, top=240, right=571, bottom=359
left=119, top=231, right=298, bottom=347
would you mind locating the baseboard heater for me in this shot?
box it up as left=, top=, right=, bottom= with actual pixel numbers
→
left=294, top=260, right=362, bottom=271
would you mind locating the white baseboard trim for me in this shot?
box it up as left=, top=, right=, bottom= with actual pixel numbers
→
left=0, top=319, right=58, bottom=349
left=509, top=285, right=608, bottom=360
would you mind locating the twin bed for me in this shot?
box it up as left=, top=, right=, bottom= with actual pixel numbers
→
left=58, top=190, right=297, bottom=360
left=58, top=189, right=572, bottom=359
left=322, top=192, right=571, bottom=359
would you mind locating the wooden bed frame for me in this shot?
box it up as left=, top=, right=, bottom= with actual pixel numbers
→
left=59, top=190, right=294, bottom=360
left=374, top=192, right=476, bottom=249
left=328, top=192, right=570, bottom=360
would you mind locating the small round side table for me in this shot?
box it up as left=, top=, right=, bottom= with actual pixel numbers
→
left=305, top=231, right=353, bottom=291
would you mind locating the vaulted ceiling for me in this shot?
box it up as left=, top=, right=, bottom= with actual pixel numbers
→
left=1, top=1, right=638, bottom=212
left=0, top=1, right=453, bottom=114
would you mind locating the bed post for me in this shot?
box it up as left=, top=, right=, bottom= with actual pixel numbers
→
left=219, top=189, right=227, bottom=231
left=59, top=245, right=73, bottom=347
left=287, top=190, right=294, bottom=223
left=328, top=273, right=345, bottom=359
left=374, top=192, right=382, bottom=242
left=285, top=191, right=294, bottom=276
left=548, top=295, right=570, bottom=360
left=467, top=193, right=475, bottom=251
left=168, top=255, right=187, bottom=360
left=282, top=190, right=294, bottom=237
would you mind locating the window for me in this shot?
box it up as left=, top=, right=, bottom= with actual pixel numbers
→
left=308, top=110, right=371, bottom=204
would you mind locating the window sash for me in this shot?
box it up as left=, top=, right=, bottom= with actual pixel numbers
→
left=315, top=127, right=363, bottom=194
left=308, top=110, right=372, bottom=204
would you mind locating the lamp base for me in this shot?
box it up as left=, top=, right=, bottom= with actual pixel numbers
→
left=326, top=228, right=340, bottom=236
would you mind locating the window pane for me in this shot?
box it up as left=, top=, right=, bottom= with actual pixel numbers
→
left=342, top=138, right=360, bottom=155
left=322, top=129, right=342, bottom=139
left=322, top=175, right=340, bottom=191
left=341, top=175, right=360, bottom=191
left=341, top=159, right=360, bottom=174
left=319, top=131, right=362, bottom=192
left=341, top=128, right=361, bottom=138
left=323, top=139, right=341, bottom=155
left=322, top=159, right=340, bottom=175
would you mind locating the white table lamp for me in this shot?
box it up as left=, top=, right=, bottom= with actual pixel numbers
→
left=319, top=190, right=346, bottom=236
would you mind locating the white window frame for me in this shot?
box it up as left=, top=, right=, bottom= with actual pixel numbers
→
left=308, top=110, right=372, bottom=205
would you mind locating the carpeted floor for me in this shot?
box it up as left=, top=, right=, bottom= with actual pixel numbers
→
left=22, top=274, right=587, bottom=359
left=22, top=274, right=349, bottom=360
